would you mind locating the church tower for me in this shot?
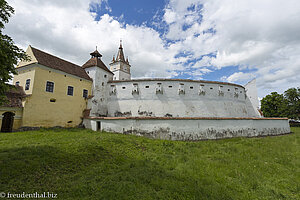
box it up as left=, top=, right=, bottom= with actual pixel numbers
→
left=109, top=41, right=131, bottom=80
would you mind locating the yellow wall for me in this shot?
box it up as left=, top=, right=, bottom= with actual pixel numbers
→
left=0, top=107, right=23, bottom=130
left=13, top=66, right=35, bottom=95
left=13, top=64, right=92, bottom=127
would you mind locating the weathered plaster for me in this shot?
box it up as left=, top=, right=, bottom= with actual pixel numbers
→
left=83, top=117, right=290, bottom=140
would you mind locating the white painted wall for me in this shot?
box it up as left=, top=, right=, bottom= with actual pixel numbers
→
left=109, top=61, right=131, bottom=80
left=83, top=118, right=290, bottom=140
left=85, top=67, right=113, bottom=116
left=107, top=80, right=260, bottom=118
left=245, top=79, right=260, bottom=116
left=112, top=70, right=131, bottom=81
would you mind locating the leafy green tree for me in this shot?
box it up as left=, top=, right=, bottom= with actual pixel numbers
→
left=261, top=92, right=288, bottom=117
left=284, top=88, right=300, bottom=119
left=0, top=0, right=28, bottom=105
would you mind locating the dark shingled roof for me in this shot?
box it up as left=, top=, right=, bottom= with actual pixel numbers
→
left=28, top=47, right=92, bottom=81
left=82, top=57, right=114, bottom=74
left=108, top=78, right=244, bottom=88
left=2, top=85, right=27, bottom=108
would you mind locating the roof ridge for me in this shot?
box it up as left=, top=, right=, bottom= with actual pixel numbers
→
left=31, top=46, right=81, bottom=68
left=29, top=46, right=92, bottom=81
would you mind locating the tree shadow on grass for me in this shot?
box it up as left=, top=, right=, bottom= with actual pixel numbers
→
left=0, top=145, right=234, bottom=200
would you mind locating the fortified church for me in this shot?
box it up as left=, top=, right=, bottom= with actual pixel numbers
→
left=0, top=42, right=290, bottom=140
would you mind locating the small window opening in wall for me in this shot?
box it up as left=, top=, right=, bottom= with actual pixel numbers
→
left=83, top=89, right=88, bottom=98
left=104, top=75, right=107, bottom=78
left=67, top=86, right=74, bottom=96
left=145, top=86, right=149, bottom=88
left=169, top=86, right=172, bottom=88
left=97, top=121, right=101, bottom=131
left=180, top=83, right=184, bottom=85
left=80, top=79, right=82, bottom=81
left=102, top=82, right=104, bottom=86
left=122, top=86, right=126, bottom=89
left=210, top=87, right=213, bottom=90
left=228, top=89, right=230, bottom=91
left=67, top=121, right=73, bottom=123
left=50, top=98, right=56, bottom=102
left=190, top=86, right=194, bottom=89
left=25, top=79, right=30, bottom=90
left=87, top=71, right=89, bottom=74
left=15, top=81, right=19, bottom=86
left=64, top=75, right=67, bottom=77
left=235, top=87, right=238, bottom=91
left=240, top=91, right=242, bottom=93
left=49, top=71, right=51, bottom=73
left=46, top=81, right=54, bottom=93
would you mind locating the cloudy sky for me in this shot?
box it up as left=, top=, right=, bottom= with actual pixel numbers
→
left=4, top=0, right=300, bottom=97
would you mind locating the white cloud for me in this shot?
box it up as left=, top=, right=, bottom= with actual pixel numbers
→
left=162, top=0, right=300, bottom=97
left=5, top=0, right=179, bottom=79
left=4, top=0, right=300, bottom=98
left=221, top=72, right=255, bottom=83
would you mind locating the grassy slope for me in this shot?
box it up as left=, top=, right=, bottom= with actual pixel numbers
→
left=0, top=128, right=299, bottom=200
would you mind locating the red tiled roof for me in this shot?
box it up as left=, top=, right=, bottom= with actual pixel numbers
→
left=82, top=57, right=114, bottom=74
left=86, top=116, right=288, bottom=120
left=2, top=85, right=27, bottom=108
left=109, top=78, right=244, bottom=88
left=28, top=47, right=92, bottom=81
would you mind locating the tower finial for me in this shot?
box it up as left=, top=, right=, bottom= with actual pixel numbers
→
left=119, top=39, right=123, bottom=49
left=96, top=46, right=97, bottom=50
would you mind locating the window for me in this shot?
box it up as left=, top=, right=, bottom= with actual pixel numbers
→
left=104, top=75, right=107, bottom=78
left=46, top=81, right=54, bottom=93
left=67, top=86, right=74, bottom=96
left=169, top=86, right=172, bottom=88
left=190, top=86, right=194, bottom=89
left=122, top=86, right=126, bottom=89
left=145, top=86, right=149, bottom=88
left=25, top=79, right=30, bottom=90
left=15, top=81, right=20, bottom=86
left=83, top=89, right=88, bottom=98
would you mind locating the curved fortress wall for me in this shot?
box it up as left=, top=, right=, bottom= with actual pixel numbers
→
left=106, top=79, right=261, bottom=118
left=84, top=117, right=290, bottom=140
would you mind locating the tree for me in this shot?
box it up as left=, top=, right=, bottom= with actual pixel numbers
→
left=0, top=0, right=28, bottom=105
left=261, top=88, right=300, bottom=119
left=284, top=88, right=300, bottom=119
left=261, top=92, right=288, bottom=117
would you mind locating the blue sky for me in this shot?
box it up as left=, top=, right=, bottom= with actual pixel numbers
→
left=5, top=0, right=300, bottom=97
left=91, top=0, right=166, bottom=27
left=90, top=0, right=251, bottom=84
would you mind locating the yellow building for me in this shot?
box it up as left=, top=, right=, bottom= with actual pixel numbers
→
left=11, top=45, right=93, bottom=128
left=0, top=85, right=26, bottom=132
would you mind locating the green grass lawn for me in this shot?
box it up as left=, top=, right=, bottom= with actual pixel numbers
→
left=0, top=128, right=299, bottom=200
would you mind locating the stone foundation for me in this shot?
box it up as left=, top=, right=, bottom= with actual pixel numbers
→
left=83, top=117, right=290, bottom=140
